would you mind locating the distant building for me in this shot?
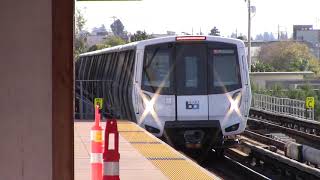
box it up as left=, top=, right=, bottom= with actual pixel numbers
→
left=151, top=31, right=176, bottom=38
left=91, top=25, right=108, bottom=36
left=86, top=34, right=107, bottom=47
left=293, top=25, right=320, bottom=59
left=293, top=25, right=313, bottom=40
left=84, top=26, right=110, bottom=47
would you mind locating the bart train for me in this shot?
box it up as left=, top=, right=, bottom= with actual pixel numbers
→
left=75, top=36, right=251, bottom=158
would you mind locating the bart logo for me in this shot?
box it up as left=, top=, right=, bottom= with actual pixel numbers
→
left=186, top=101, right=199, bottom=109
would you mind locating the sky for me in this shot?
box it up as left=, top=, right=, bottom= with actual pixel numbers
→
left=76, top=0, right=320, bottom=38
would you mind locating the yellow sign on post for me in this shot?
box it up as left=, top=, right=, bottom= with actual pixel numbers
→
left=94, top=98, right=103, bottom=110
left=306, top=97, right=315, bottom=109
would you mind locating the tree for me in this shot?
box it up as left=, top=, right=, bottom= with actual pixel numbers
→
left=209, top=26, right=220, bottom=36
left=237, top=35, right=247, bottom=41
left=88, top=44, right=111, bottom=52
left=87, top=35, right=126, bottom=52
left=104, top=36, right=126, bottom=47
left=230, top=32, right=237, bottom=39
left=110, top=19, right=125, bottom=37
left=251, top=61, right=275, bottom=72
left=258, top=41, right=320, bottom=74
left=130, top=30, right=153, bottom=42
left=75, top=8, right=88, bottom=58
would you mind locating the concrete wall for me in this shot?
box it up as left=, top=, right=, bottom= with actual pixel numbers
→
left=250, top=72, right=313, bottom=89
left=0, top=0, right=52, bottom=179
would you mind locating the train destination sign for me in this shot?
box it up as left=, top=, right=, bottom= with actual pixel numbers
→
left=94, top=98, right=103, bottom=110
left=306, top=97, right=315, bottom=109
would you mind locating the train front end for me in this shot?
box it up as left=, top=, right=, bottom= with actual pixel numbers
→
left=134, top=36, right=251, bottom=155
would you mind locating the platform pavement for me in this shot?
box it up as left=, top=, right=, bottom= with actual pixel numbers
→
left=74, top=121, right=219, bottom=180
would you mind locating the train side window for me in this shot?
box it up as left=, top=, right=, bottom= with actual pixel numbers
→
left=94, top=56, right=100, bottom=80
left=79, top=57, right=86, bottom=80
left=103, top=54, right=109, bottom=80
left=83, top=56, right=91, bottom=80
left=76, top=57, right=82, bottom=80
left=89, top=56, right=97, bottom=80
left=107, top=53, right=114, bottom=81
left=127, top=50, right=136, bottom=120
left=134, top=52, right=139, bottom=83
left=119, top=51, right=128, bottom=90
left=110, top=53, right=118, bottom=82
left=86, top=56, right=93, bottom=80
left=118, top=51, right=128, bottom=118
left=115, top=52, right=125, bottom=84
left=125, top=50, right=135, bottom=120
left=102, top=54, right=109, bottom=80
left=107, top=53, right=115, bottom=80
left=124, top=51, right=132, bottom=117
left=94, top=55, right=101, bottom=80
left=129, top=51, right=135, bottom=81
left=97, top=54, right=106, bottom=80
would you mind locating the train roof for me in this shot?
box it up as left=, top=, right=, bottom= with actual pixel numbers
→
left=79, top=35, right=245, bottom=57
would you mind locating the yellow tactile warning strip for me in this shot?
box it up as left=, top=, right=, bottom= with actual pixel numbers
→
left=118, top=121, right=215, bottom=180
left=152, top=160, right=213, bottom=180
left=117, top=121, right=142, bottom=132
left=131, top=144, right=181, bottom=159
left=120, top=132, right=158, bottom=143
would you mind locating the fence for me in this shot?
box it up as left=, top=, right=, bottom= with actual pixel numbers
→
left=251, top=93, right=314, bottom=120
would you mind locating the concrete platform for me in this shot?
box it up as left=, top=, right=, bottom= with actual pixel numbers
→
left=74, top=120, right=219, bottom=180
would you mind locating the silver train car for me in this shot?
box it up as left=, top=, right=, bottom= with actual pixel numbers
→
left=76, top=36, right=251, bottom=158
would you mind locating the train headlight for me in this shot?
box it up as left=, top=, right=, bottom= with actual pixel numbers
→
left=144, top=100, right=155, bottom=114
left=142, top=93, right=155, bottom=114
left=229, top=91, right=242, bottom=112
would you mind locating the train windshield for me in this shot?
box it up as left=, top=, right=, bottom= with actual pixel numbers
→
left=142, top=44, right=173, bottom=94
left=209, top=48, right=242, bottom=93
left=142, top=42, right=241, bottom=95
left=175, top=44, right=207, bottom=95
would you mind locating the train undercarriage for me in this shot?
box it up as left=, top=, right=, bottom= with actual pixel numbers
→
left=161, top=121, right=240, bottom=162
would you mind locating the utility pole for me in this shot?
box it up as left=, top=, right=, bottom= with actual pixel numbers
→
left=110, top=16, right=117, bottom=23
left=278, top=24, right=280, bottom=41
left=246, top=0, right=252, bottom=71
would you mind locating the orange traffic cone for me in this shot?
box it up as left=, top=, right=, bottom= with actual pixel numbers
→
left=103, top=118, right=120, bottom=180
left=91, top=105, right=104, bottom=180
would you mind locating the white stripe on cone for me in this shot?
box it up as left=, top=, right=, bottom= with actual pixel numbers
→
left=90, top=153, right=103, bottom=163
left=103, top=162, right=119, bottom=176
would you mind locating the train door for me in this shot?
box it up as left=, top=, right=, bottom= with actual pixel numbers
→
left=175, top=44, right=208, bottom=121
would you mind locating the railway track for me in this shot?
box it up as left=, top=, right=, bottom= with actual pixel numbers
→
left=204, top=150, right=270, bottom=180
left=249, top=109, right=320, bottom=150
left=238, top=140, right=320, bottom=180
left=205, top=125, right=320, bottom=180
left=168, top=109, right=320, bottom=179
left=202, top=139, right=319, bottom=180
left=250, top=109, right=320, bottom=137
